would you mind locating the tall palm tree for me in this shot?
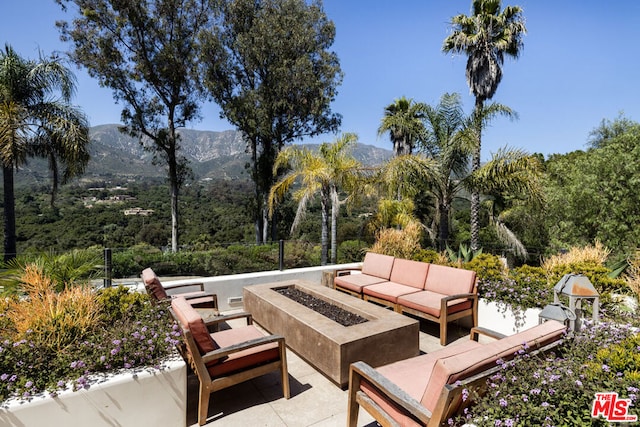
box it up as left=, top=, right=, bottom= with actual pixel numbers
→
left=378, top=97, right=427, bottom=156
left=0, top=45, right=89, bottom=261
left=442, top=0, right=526, bottom=250
left=269, top=133, right=362, bottom=265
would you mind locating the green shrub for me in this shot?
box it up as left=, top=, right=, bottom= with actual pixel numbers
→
left=413, top=249, right=441, bottom=264
left=463, top=253, right=506, bottom=281
left=337, top=240, right=367, bottom=263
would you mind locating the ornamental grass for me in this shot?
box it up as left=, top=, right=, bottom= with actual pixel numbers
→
left=0, top=267, right=179, bottom=403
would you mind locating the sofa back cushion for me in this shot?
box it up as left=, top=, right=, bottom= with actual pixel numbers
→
left=361, top=252, right=395, bottom=280
left=171, top=296, right=222, bottom=363
left=141, top=268, right=168, bottom=300
left=420, top=321, right=566, bottom=412
left=389, top=258, right=430, bottom=289
left=424, top=264, right=476, bottom=296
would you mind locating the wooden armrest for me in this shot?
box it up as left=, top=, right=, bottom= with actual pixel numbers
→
left=335, top=267, right=362, bottom=277
left=349, top=361, right=432, bottom=424
left=164, top=282, right=206, bottom=291
left=470, top=326, right=507, bottom=341
left=183, top=291, right=218, bottom=300
left=201, top=334, right=285, bottom=363
left=441, top=292, right=477, bottom=302
left=204, top=311, right=253, bottom=327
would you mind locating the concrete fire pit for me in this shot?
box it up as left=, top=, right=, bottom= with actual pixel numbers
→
left=243, top=280, right=419, bottom=387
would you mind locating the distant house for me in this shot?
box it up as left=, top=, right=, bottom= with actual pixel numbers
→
left=124, top=207, right=154, bottom=216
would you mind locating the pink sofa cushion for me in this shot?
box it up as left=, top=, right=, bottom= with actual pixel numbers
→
left=397, top=291, right=473, bottom=318
left=359, top=340, right=482, bottom=426
left=421, top=320, right=566, bottom=412
left=171, top=297, right=222, bottom=364
left=389, top=258, right=430, bottom=289
left=334, top=273, right=388, bottom=293
left=424, top=264, right=476, bottom=296
left=363, top=281, right=421, bottom=304
left=207, top=326, right=280, bottom=377
left=141, top=267, right=168, bottom=300
left=361, top=252, right=395, bottom=280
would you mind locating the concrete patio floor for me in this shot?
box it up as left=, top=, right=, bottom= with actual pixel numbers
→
left=185, top=316, right=472, bottom=426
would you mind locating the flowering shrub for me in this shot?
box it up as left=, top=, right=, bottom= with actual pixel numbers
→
left=452, top=321, right=640, bottom=426
left=0, top=285, right=180, bottom=403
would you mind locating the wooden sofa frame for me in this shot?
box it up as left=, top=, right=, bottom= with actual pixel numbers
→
left=347, top=322, right=567, bottom=427
left=334, top=253, right=478, bottom=345
left=169, top=304, right=290, bottom=425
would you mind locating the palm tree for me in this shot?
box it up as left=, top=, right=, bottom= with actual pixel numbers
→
left=378, top=97, right=427, bottom=156
left=421, top=93, right=473, bottom=250
left=442, top=0, right=526, bottom=250
left=268, top=133, right=363, bottom=265
left=0, top=45, right=89, bottom=261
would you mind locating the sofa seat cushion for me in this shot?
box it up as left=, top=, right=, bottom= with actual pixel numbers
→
left=142, top=267, right=168, bottom=300
left=335, top=273, right=388, bottom=293
left=207, top=326, right=280, bottom=377
left=389, top=258, right=430, bottom=290
left=171, top=297, right=221, bottom=359
left=424, top=264, right=476, bottom=296
left=397, top=291, right=473, bottom=318
left=359, top=340, right=482, bottom=424
left=361, top=252, right=395, bottom=280
left=420, top=321, right=567, bottom=411
left=363, top=281, right=421, bottom=304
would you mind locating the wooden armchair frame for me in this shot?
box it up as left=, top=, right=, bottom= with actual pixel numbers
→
left=348, top=326, right=565, bottom=427
left=169, top=308, right=290, bottom=425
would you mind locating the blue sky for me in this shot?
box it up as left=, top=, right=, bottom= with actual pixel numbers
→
left=3, top=0, right=640, bottom=159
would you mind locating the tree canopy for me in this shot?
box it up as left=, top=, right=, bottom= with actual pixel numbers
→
left=56, top=0, right=219, bottom=252
left=200, top=0, right=343, bottom=244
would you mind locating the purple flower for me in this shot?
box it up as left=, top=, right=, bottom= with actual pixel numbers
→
left=25, top=380, right=33, bottom=388
left=500, top=398, right=508, bottom=407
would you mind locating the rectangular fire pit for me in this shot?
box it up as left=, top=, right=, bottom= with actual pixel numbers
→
left=243, top=280, right=419, bottom=387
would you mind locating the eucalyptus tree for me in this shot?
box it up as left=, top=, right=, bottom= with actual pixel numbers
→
left=268, top=133, right=362, bottom=265
left=378, top=96, right=427, bottom=156
left=201, top=0, right=343, bottom=245
left=56, top=0, right=219, bottom=252
left=0, top=45, right=89, bottom=261
left=443, top=0, right=526, bottom=250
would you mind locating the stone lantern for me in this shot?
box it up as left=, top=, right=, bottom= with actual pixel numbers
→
left=553, top=273, right=599, bottom=331
left=539, top=303, right=576, bottom=330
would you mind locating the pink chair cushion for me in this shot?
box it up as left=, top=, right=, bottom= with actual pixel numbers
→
left=334, top=273, right=388, bottom=293
left=397, top=291, right=473, bottom=318
left=207, top=326, right=280, bottom=377
left=359, top=340, right=482, bottom=426
left=421, top=320, right=566, bottom=412
left=141, top=268, right=168, bottom=300
left=361, top=252, right=395, bottom=280
left=423, top=264, right=476, bottom=296
left=171, top=297, right=222, bottom=364
left=389, top=258, right=430, bottom=289
left=363, top=282, right=421, bottom=304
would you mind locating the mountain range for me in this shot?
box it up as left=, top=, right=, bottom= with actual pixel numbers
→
left=16, top=124, right=393, bottom=185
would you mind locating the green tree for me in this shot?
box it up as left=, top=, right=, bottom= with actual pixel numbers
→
left=201, top=0, right=343, bottom=245
left=0, top=45, right=89, bottom=261
left=378, top=96, right=427, bottom=156
left=269, top=133, right=362, bottom=265
left=56, top=0, right=219, bottom=253
left=443, top=0, right=526, bottom=250
left=545, top=118, right=640, bottom=257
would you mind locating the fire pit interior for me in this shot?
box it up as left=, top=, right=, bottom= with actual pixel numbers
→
left=275, top=286, right=368, bottom=326
left=243, top=280, right=419, bottom=387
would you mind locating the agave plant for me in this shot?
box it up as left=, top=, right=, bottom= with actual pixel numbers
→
left=446, top=243, right=483, bottom=264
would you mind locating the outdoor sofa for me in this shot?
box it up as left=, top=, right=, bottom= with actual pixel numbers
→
left=347, top=320, right=567, bottom=427
left=141, top=267, right=218, bottom=308
left=334, top=253, right=478, bottom=345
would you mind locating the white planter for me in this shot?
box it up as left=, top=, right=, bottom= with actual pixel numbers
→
left=478, top=298, right=542, bottom=336
left=0, top=356, right=186, bottom=427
